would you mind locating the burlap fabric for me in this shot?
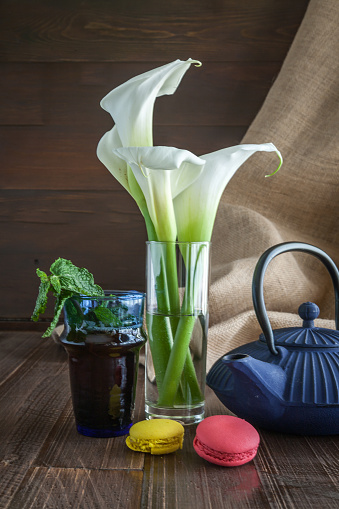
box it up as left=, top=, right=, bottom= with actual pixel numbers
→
left=208, top=0, right=339, bottom=371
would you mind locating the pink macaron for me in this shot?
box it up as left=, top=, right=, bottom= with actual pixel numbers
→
left=193, top=415, right=260, bottom=467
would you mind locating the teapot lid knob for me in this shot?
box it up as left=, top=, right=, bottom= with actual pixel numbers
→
left=298, top=302, right=320, bottom=328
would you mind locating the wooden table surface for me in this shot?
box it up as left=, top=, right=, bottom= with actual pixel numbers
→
left=1, top=330, right=338, bottom=509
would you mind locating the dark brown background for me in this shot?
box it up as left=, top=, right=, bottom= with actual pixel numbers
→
left=0, top=0, right=310, bottom=324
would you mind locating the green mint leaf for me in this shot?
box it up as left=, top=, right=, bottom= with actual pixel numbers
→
left=49, top=258, right=72, bottom=276
left=94, top=284, right=104, bottom=295
left=42, top=290, right=72, bottom=338
left=93, top=306, right=123, bottom=327
left=36, top=269, right=49, bottom=282
left=63, top=296, right=84, bottom=327
left=50, top=258, right=104, bottom=296
left=31, top=277, right=51, bottom=322
left=57, top=275, right=85, bottom=294
left=32, top=258, right=105, bottom=337
left=50, top=275, right=61, bottom=294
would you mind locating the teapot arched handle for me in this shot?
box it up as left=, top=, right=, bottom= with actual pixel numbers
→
left=252, top=242, right=339, bottom=355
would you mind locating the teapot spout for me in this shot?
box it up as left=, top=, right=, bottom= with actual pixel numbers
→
left=221, top=353, right=287, bottom=417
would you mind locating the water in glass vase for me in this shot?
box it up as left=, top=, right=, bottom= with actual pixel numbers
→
left=145, top=311, right=208, bottom=425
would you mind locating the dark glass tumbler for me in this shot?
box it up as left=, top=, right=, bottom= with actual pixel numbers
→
left=60, top=291, right=146, bottom=437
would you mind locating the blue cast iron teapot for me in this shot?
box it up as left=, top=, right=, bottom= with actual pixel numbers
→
left=207, top=242, right=339, bottom=435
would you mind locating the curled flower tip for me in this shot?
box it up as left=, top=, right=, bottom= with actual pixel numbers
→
left=188, top=58, right=202, bottom=67
left=265, top=150, right=283, bottom=177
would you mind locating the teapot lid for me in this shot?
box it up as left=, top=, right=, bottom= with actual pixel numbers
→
left=259, top=302, right=339, bottom=348
left=252, top=242, right=339, bottom=354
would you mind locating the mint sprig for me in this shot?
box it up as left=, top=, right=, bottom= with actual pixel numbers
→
left=92, top=306, right=123, bottom=327
left=31, top=258, right=104, bottom=338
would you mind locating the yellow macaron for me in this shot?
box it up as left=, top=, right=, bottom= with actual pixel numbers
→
left=126, top=419, right=185, bottom=455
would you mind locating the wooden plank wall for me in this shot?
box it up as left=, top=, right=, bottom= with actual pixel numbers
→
left=0, top=0, right=310, bottom=323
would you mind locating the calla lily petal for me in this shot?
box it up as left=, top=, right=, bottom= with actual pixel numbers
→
left=96, top=127, right=152, bottom=230
left=174, top=143, right=283, bottom=242
left=113, top=146, right=205, bottom=188
left=99, top=58, right=201, bottom=147
left=97, top=127, right=129, bottom=191
left=97, top=59, right=202, bottom=230
left=113, top=146, right=205, bottom=241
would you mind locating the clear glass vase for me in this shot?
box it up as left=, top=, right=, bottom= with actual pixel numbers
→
left=145, top=241, right=210, bottom=425
left=60, top=290, right=146, bottom=437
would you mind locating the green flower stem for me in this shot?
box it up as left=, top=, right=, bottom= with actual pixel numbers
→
left=140, top=204, right=158, bottom=242
left=143, top=210, right=184, bottom=397
left=146, top=241, right=205, bottom=406
left=140, top=212, right=184, bottom=399
left=179, top=349, right=204, bottom=403
left=146, top=242, right=178, bottom=397
left=157, top=314, right=200, bottom=406
left=163, top=243, right=180, bottom=315
left=156, top=248, right=178, bottom=314
left=156, top=245, right=208, bottom=406
left=146, top=312, right=174, bottom=396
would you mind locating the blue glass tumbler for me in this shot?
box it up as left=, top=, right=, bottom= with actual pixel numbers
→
left=60, top=291, right=146, bottom=437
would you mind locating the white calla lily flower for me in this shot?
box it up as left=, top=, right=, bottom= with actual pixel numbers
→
left=113, top=146, right=205, bottom=240
left=173, top=143, right=283, bottom=242
left=96, top=58, right=202, bottom=238
left=96, top=59, right=283, bottom=408
left=97, top=59, right=201, bottom=192
left=100, top=58, right=201, bottom=147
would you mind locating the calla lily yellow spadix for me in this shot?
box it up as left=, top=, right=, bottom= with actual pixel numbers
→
left=97, top=59, right=283, bottom=408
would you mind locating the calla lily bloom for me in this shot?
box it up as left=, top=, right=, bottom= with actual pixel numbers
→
left=96, top=59, right=201, bottom=211
left=113, top=146, right=205, bottom=241
left=96, top=59, right=283, bottom=410
left=97, top=58, right=202, bottom=239
left=174, top=143, right=283, bottom=242
left=99, top=59, right=201, bottom=148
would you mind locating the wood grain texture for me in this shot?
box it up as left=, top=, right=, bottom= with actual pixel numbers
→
left=0, top=333, right=70, bottom=508
left=0, top=332, right=145, bottom=509
left=1, top=331, right=338, bottom=509
left=0, top=0, right=310, bottom=321
left=8, top=467, right=144, bottom=509
left=1, top=125, right=248, bottom=191
left=0, top=62, right=281, bottom=128
left=0, top=190, right=146, bottom=319
left=256, top=433, right=339, bottom=508
left=0, top=0, right=309, bottom=62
